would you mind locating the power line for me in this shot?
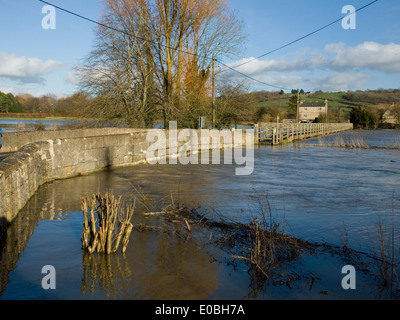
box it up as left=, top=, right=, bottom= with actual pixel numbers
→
left=37, top=0, right=300, bottom=91
left=38, top=0, right=293, bottom=90
left=38, top=0, right=377, bottom=92
left=38, top=0, right=210, bottom=60
left=216, top=0, right=378, bottom=74
left=215, top=60, right=292, bottom=91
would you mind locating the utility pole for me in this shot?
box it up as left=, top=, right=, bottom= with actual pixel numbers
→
left=296, top=88, right=300, bottom=123
left=325, top=99, right=329, bottom=123
left=212, top=57, right=216, bottom=128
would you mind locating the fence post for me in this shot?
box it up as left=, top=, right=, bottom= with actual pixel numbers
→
left=273, top=127, right=276, bottom=144
left=254, top=123, right=259, bottom=144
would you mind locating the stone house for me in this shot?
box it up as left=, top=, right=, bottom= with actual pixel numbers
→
left=382, top=103, right=399, bottom=125
left=299, top=99, right=328, bottom=122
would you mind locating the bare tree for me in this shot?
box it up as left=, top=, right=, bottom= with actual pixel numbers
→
left=78, top=0, right=245, bottom=128
left=179, top=0, right=246, bottom=127
left=215, top=79, right=257, bottom=128
left=77, top=0, right=157, bottom=127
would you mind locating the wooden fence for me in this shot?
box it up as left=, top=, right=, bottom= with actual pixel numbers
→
left=256, top=123, right=354, bottom=145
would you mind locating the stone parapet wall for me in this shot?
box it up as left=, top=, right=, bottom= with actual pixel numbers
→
left=0, top=129, right=151, bottom=225
left=0, top=127, right=140, bottom=154
left=0, top=127, right=252, bottom=227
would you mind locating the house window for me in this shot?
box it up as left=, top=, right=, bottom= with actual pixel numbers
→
left=303, top=114, right=307, bottom=117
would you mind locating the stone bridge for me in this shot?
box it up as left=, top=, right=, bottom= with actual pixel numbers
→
left=0, top=123, right=353, bottom=234
left=0, top=127, right=249, bottom=231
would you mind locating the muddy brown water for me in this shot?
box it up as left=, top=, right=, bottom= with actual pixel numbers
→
left=1, top=130, right=400, bottom=300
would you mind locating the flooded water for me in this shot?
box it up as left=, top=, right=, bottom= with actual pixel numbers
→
left=1, top=130, right=400, bottom=300
left=0, top=119, right=81, bottom=133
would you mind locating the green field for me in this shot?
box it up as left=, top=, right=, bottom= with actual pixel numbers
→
left=258, top=91, right=363, bottom=113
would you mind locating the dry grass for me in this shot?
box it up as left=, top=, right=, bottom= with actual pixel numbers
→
left=228, top=193, right=314, bottom=282
left=81, top=191, right=135, bottom=254
left=134, top=189, right=314, bottom=277
left=78, top=187, right=400, bottom=297
left=333, top=194, right=400, bottom=298
left=370, top=216, right=400, bottom=296
left=317, top=133, right=400, bottom=150
left=393, top=136, right=400, bottom=149
left=335, top=222, right=350, bottom=252
left=142, top=191, right=316, bottom=285
left=15, top=122, right=30, bottom=131
left=318, top=135, right=370, bottom=149
left=374, top=193, right=400, bottom=295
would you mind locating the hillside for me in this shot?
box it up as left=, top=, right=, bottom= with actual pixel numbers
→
left=254, top=89, right=400, bottom=122
left=258, top=90, right=400, bottom=108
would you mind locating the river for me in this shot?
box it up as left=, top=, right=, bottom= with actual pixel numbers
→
left=0, top=118, right=82, bottom=133
left=0, top=129, right=399, bottom=300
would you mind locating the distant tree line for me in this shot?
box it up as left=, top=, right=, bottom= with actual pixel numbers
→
left=2, top=86, right=399, bottom=129
left=215, top=80, right=259, bottom=127
left=0, top=92, right=23, bottom=113
left=0, top=88, right=260, bottom=128
left=250, top=90, right=286, bottom=103
left=343, top=89, right=400, bottom=105
left=0, top=91, right=90, bottom=117
left=349, top=107, right=378, bottom=129
left=348, top=104, right=400, bottom=129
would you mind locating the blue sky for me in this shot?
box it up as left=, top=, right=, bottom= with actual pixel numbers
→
left=0, top=0, right=399, bottom=97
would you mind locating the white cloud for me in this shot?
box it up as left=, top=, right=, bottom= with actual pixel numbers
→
left=248, top=73, right=370, bottom=92
left=326, top=42, right=400, bottom=73
left=229, top=57, right=311, bottom=75
left=226, top=42, right=400, bottom=76
left=64, top=70, right=83, bottom=86
left=218, top=41, right=399, bottom=91
left=0, top=86, right=50, bottom=97
left=307, top=73, right=371, bottom=92
left=0, top=52, right=67, bottom=84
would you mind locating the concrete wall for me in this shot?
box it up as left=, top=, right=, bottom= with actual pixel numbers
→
left=0, top=127, right=141, bottom=153
left=0, top=128, right=251, bottom=227
left=0, top=129, right=150, bottom=225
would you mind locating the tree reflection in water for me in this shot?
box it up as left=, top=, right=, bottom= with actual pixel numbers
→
left=80, top=216, right=220, bottom=300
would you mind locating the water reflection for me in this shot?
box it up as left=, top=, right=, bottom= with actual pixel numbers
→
left=0, top=183, right=54, bottom=297
left=1, top=130, right=400, bottom=299
left=0, top=169, right=220, bottom=299
left=80, top=217, right=219, bottom=300
left=304, top=129, right=400, bottom=148
left=0, top=119, right=81, bottom=133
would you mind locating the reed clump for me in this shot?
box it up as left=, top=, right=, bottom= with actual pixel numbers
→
left=370, top=217, right=400, bottom=296
left=151, top=192, right=315, bottom=283
left=318, top=135, right=370, bottom=148
left=228, top=193, right=313, bottom=281
left=81, top=191, right=135, bottom=254
left=32, top=122, right=46, bottom=131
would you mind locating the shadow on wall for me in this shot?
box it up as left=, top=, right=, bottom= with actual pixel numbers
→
left=0, top=217, right=10, bottom=298
left=105, top=146, right=112, bottom=168
left=0, top=217, right=8, bottom=243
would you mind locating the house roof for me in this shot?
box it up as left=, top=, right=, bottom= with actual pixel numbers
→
left=300, top=99, right=328, bottom=107
left=300, top=102, right=326, bottom=107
